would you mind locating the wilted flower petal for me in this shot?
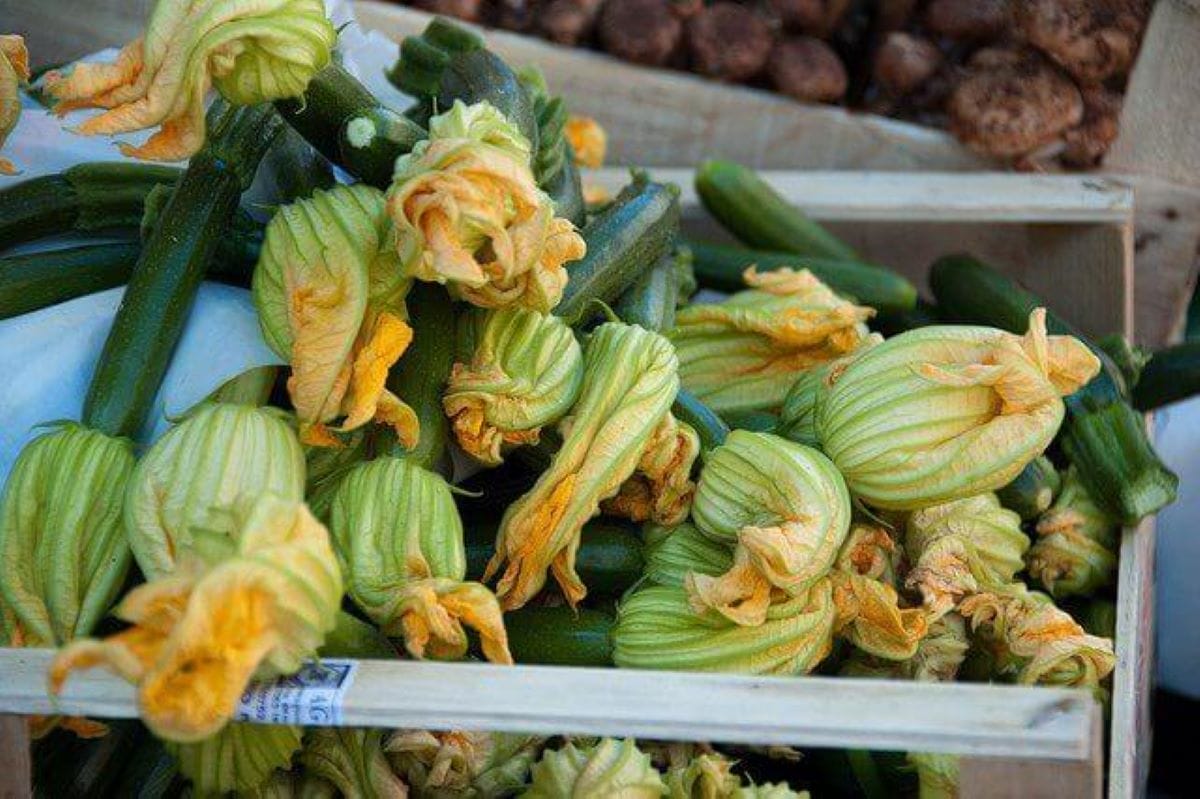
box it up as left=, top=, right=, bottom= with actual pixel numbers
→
left=0, top=34, right=30, bottom=174
left=603, top=412, right=700, bottom=526
left=387, top=729, right=542, bottom=797
left=42, top=0, right=335, bottom=160
left=665, top=751, right=740, bottom=799
left=524, top=738, right=665, bottom=799
left=1028, top=468, right=1118, bottom=598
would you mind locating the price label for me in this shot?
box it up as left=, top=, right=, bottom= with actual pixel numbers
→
left=234, top=659, right=358, bottom=726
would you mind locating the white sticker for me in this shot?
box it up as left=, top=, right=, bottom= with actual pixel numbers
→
left=234, top=659, right=358, bottom=726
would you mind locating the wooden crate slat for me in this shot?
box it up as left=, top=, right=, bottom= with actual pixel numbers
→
left=1, top=648, right=1101, bottom=761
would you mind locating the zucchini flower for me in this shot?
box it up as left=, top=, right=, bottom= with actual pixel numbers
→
left=613, top=580, right=837, bottom=675
left=49, top=494, right=342, bottom=742
left=388, top=100, right=586, bottom=312
left=125, top=403, right=306, bottom=579
left=486, top=323, right=680, bottom=609
left=670, top=267, right=874, bottom=415
left=254, top=184, right=417, bottom=448
left=565, top=114, right=607, bottom=169
left=329, top=457, right=512, bottom=664
left=304, top=427, right=373, bottom=522
left=686, top=431, right=850, bottom=626
left=0, top=424, right=134, bottom=650
left=444, top=308, right=584, bottom=466
left=666, top=752, right=739, bottom=798
left=777, top=334, right=882, bottom=446
left=42, top=0, right=335, bottom=161
left=830, top=526, right=928, bottom=661
left=603, top=412, right=700, bottom=526
left=643, top=522, right=734, bottom=589
left=1028, top=468, right=1118, bottom=598
left=168, top=723, right=303, bottom=796
left=815, top=309, right=1099, bottom=509
left=387, top=730, right=542, bottom=798
left=958, top=585, right=1115, bottom=689
left=0, top=35, right=29, bottom=175
left=523, top=738, right=665, bottom=799
left=300, top=728, right=408, bottom=799
left=904, top=494, right=1029, bottom=618
left=841, top=613, right=969, bottom=683
left=906, top=753, right=959, bottom=799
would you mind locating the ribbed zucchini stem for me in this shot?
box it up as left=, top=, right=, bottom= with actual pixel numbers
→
left=82, top=101, right=284, bottom=439
left=0, top=163, right=180, bottom=252
left=672, top=388, right=730, bottom=457
left=0, top=242, right=141, bottom=320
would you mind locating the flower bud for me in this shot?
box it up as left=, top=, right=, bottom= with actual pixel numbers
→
left=254, top=184, right=417, bottom=448
left=613, top=580, right=836, bottom=675
left=168, top=724, right=302, bottom=796
left=329, top=456, right=511, bottom=664
left=445, top=308, right=583, bottom=466
left=486, top=323, right=680, bottom=609
left=43, top=0, right=335, bottom=160
left=670, top=267, right=873, bottom=415
left=643, top=522, right=734, bottom=589
left=50, top=494, right=342, bottom=742
left=300, top=728, right=407, bottom=798
left=1028, top=468, right=1118, bottom=598
left=125, top=403, right=306, bottom=579
left=666, top=751, right=739, bottom=798
left=389, top=100, right=586, bottom=312
left=686, top=431, right=850, bottom=626
left=386, top=730, right=542, bottom=797
left=905, top=493, right=1029, bottom=618
left=0, top=424, right=134, bottom=647
left=816, top=309, right=1099, bottom=509
left=777, top=334, right=882, bottom=446
left=525, top=739, right=665, bottom=799
left=603, top=412, right=700, bottom=526
left=0, top=35, right=30, bottom=174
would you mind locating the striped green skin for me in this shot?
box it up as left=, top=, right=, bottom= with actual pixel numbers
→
left=505, top=606, right=615, bottom=666
left=996, top=455, right=1062, bottom=521
left=615, top=250, right=681, bottom=332
left=642, top=521, right=733, bottom=588
left=0, top=242, right=139, bottom=320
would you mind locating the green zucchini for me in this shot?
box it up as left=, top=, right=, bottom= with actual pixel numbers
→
left=996, top=455, right=1061, bottom=521
left=110, top=738, right=183, bottom=799
left=721, top=409, right=780, bottom=433
left=556, top=173, right=680, bottom=323
left=0, top=162, right=180, bottom=252
left=140, top=183, right=263, bottom=282
left=614, top=250, right=681, bottom=332
left=35, top=720, right=145, bottom=798
left=465, top=519, right=644, bottom=597
left=1097, top=333, right=1150, bottom=391
left=81, top=101, right=284, bottom=440
left=544, top=145, right=586, bottom=227
left=320, top=610, right=397, bottom=659
left=672, top=388, right=730, bottom=456
left=504, top=606, right=614, bottom=667
left=260, top=124, right=337, bottom=202
left=873, top=299, right=941, bottom=336
left=929, top=253, right=1177, bottom=524
left=385, top=282, right=457, bottom=473
left=685, top=238, right=917, bottom=314
left=0, top=242, right=140, bottom=320
left=1133, top=341, right=1200, bottom=411
left=694, top=160, right=858, bottom=260
left=277, top=62, right=426, bottom=189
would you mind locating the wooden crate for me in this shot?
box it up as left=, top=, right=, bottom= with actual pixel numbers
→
left=0, top=174, right=1150, bottom=799
left=353, top=0, right=1200, bottom=351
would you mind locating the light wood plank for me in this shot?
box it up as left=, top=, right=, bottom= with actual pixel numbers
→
left=0, top=716, right=32, bottom=799
left=0, top=648, right=1102, bottom=761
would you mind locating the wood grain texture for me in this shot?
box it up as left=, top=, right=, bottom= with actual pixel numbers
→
left=0, top=716, right=31, bottom=799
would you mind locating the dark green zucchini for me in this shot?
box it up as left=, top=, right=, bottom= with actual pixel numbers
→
left=35, top=720, right=145, bottom=798
left=614, top=250, right=681, bottom=332
left=0, top=162, right=180, bottom=252
left=140, top=183, right=263, bottom=282
left=694, top=159, right=857, bottom=260
left=0, top=242, right=140, bottom=320
left=544, top=145, right=586, bottom=227
left=996, top=455, right=1061, bottom=521
left=81, top=101, right=284, bottom=439
left=929, top=253, right=1177, bottom=524
left=873, top=299, right=941, bottom=337
left=110, top=737, right=183, bottom=799
left=466, top=519, right=644, bottom=597
left=556, top=173, right=680, bottom=324
left=672, top=388, right=730, bottom=456
left=721, top=409, right=780, bottom=433
left=385, top=282, right=457, bottom=473
left=1133, top=341, right=1200, bottom=411
left=277, top=62, right=426, bottom=189
left=504, top=606, right=615, bottom=667
left=686, top=238, right=917, bottom=314
left=260, top=124, right=337, bottom=202
left=320, top=610, right=398, bottom=659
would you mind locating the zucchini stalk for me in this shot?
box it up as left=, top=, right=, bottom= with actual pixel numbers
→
left=614, top=250, right=682, bottom=332
left=0, top=242, right=140, bottom=320
left=672, top=388, right=730, bottom=456
left=686, top=238, right=918, bottom=314
left=276, top=62, right=426, bottom=189
left=929, top=254, right=1176, bottom=524
left=385, top=282, right=457, bottom=473
left=82, top=102, right=285, bottom=439
left=695, top=159, right=858, bottom=260
left=556, top=173, right=681, bottom=323
left=996, top=455, right=1062, bottom=521
left=0, top=162, right=180, bottom=252
left=519, top=67, right=586, bottom=226
left=1133, top=341, right=1200, bottom=411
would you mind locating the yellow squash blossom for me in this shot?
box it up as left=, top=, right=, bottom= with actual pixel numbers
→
left=565, top=114, right=607, bottom=169
left=842, top=613, right=969, bottom=683
left=686, top=431, right=850, bottom=626
left=486, top=323, right=681, bottom=610
left=329, top=457, right=512, bottom=664
left=386, top=730, right=542, bottom=798
left=524, top=739, right=665, bottom=799
left=49, top=494, right=342, bottom=742
left=904, top=493, right=1029, bottom=618
left=388, top=100, right=586, bottom=312
left=0, top=35, right=30, bottom=174
left=602, top=411, right=700, bottom=527
left=254, top=184, right=417, bottom=448
left=300, top=728, right=408, bottom=799
left=1028, top=467, right=1118, bottom=598
left=665, top=752, right=740, bottom=799
left=168, top=724, right=303, bottom=796
left=444, top=308, right=583, bottom=466
left=42, top=0, right=335, bottom=161
left=777, top=334, right=882, bottom=446
left=124, top=403, right=306, bottom=579
left=816, top=309, right=1100, bottom=509
left=670, top=267, right=874, bottom=415
left=958, top=585, right=1115, bottom=689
